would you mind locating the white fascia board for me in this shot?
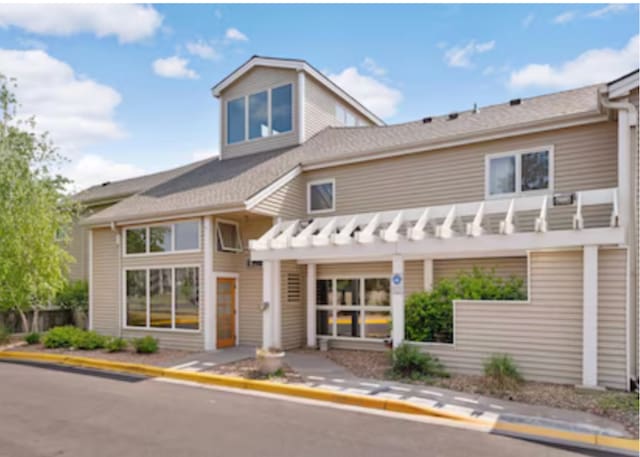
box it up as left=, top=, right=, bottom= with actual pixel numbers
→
left=244, top=166, right=302, bottom=212
left=607, top=71, right=639, bottom=98
left=302, top=112, right=607, bottom=172
left=250, top=227, right=625, bottom=262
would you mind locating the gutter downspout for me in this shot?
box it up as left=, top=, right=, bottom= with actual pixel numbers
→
left=598, top=89, right=638, bottom=390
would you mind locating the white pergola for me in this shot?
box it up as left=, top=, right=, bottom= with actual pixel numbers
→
left=250, top=187, right=624, bottom=388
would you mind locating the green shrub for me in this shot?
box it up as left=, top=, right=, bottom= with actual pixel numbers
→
left=406, top=268, right=526, bottom=343
left=0, top=325, right=11, bottom=345
left=71, top=330, right=106, bottom=350
left=389, top=343, right=448, bottom=380
left=42, top=326, right=84, bottom=348
left=54, top=280, right=88, bottom=311
left=132, top=336, right=158, bottom=354
left=483, top=354, right=523, bottom=391
left=24, top=332, right=40, bottom=345
left=105, top=337, right=128, bottom=353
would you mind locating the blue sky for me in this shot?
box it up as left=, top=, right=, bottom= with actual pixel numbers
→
left=0, top=3, right=637, bottom=191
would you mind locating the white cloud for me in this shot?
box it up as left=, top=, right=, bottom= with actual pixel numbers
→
left=588, top=4, right=628, bottom=18
left=522, top=13, right=535, bottom=29
left=509, top=34, right=639, bottom=90
left=191, top=149, right=219, bottom=161
left=63, top=154, right=146, bottom=192
left=553, top=11, right=576, bottom=24
left=361, top=57, right=387, bottom=77
left=186, top=40, right=219, bottom=60
left=444, top=40, right=495, bottom=68
left=225, top=27, right=248, bottom=42
left=0, top=49, right=123, bottom=154
left=0, top=4, right=162, bottom=43
left=328, top=67, right=403, bottom=119
left=152, top=56, right=199, bottom=79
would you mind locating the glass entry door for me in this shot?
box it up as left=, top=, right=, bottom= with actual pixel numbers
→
left=216, top=277, right=236, bottom=348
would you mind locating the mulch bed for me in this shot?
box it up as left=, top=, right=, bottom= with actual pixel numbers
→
left=206, top=358, right=304, bottom=384
left=317, top=349, right=639, bottom=437
left=10, top=343, right=191, bottom=367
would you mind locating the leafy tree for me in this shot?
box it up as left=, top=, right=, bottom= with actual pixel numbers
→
left=0, top=75, right=80, bottom=332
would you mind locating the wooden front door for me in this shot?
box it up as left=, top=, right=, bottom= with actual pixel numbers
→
left=216, top=277, right=236, bottom=348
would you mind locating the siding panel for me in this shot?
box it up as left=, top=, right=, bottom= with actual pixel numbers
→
left=424, top=251, right=584, bottom=385
left=91, top=228, right=119, bottom=336
left=254, top=174, right=306, bottom=218
left=598, top=248, right=627, bottom=389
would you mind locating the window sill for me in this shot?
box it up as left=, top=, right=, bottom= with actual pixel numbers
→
left=122, top=326, right=201, bottom=334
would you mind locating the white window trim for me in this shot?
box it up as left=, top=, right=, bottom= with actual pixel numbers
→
left=307, top=178, right=336, bottom=214
left=216, top=218, right=243, bottom=253
left=123, top=219, right=201, bottom=257
left=226, top=82, right=294, bottom=145
left=484, top=145, right=554, bottom=200
left=122, top=264, right=201, bottom=333
left=315, top=275, right=392, bottom=340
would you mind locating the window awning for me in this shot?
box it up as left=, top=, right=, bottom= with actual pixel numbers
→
left=250, top=187, right=623, bottom=262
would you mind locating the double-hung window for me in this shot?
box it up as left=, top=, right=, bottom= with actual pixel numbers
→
left=308, top=179, right=335, bottom=213
left=125, top=266, right=199, bottom=330
left=316, top=277, right=391, bottom=339
left=486, top=148, right=552, bottom=198
left=227, top=83, right=293, bottom=144
left=125, top=221, right=200, bottom=255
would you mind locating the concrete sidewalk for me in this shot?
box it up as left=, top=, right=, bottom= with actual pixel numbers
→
left=165, top=348, right=631, bottom=439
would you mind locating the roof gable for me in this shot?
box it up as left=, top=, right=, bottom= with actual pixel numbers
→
left=211, top=55, right=385, bottom=126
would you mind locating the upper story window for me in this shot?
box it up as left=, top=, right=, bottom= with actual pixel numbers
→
left=308, top=179, right=335, bottom=213
left=486, top=148, right=552, bottom=199
left=125, top=220, right=200, bottom=255
left=335, top=104, right=356, bottom=126
left=227, top=83, right=293, bottom=145
left=216, top=220, right=243, bottom=253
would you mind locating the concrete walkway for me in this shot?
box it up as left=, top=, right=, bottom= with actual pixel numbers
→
left=166, top=347, right=631, bottom=439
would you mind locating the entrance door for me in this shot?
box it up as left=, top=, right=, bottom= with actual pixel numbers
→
left=216, top=277, right=236, bottom=348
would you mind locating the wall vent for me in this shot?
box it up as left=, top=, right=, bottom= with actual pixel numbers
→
left=510, top=98, right=522, bottom=106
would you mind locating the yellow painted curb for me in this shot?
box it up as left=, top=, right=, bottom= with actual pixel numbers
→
left=2, top=350, right=638, bottom=454
left=494, top=421, right=640, bottom=453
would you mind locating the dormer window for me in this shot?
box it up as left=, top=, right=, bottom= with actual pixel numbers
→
left=227, top=83, right=293, bottom=145
left=335, top=104, right=356, bottom=126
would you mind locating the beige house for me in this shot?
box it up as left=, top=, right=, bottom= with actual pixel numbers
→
left=79, top=56, right=639, bottom=391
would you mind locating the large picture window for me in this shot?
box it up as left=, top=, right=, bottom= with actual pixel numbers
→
left=486, top=148, right=552, bottom=198
left=316, top=276, right=391, bottom=340
left=125, top=267, right=200, bottom=331
left=124, top=221, right=200, bottom=256
left=226, top=83, right=293, bottom=144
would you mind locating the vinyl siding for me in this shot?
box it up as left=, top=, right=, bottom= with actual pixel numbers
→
left=598, top=248, right=628, bottom=389
left=91, top=228, right=120, bottom=335
left=317, top=262, right=391, bottom=278
left=424, top=251, right=584, bottom=385
left=120, top=218, right=205, bottom=351
left=405, top=261, right=424, bottom=296
left=301, top=122, right=617, bottom=228
left=220, top=68, right=299, bottom=160
left=281, top=261, right=306, bottom=349
left=68, top=218, right=88, bottom=280
left=434, top=257, right=528, bottom=294
left=253, top=174, right=306, bottom=218
left=304, top=76, right=372, bottom=140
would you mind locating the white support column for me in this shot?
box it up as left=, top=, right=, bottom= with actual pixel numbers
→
left=423, top=259, right=434, bottom=292
left=272, top=260, right=282, bottom=349
left=203, top=216, right=215, bottom=351
left=582, top=245, right=599, bottom=388
left=391, top=255, right=405, bottom=346
left=262, top=260, right=274, bottom=349
left=306, top=263, right=317, bottom=348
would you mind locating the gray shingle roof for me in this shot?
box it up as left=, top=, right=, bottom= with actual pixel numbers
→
left=85, top=146, right=302, bottom=225
left=85, top=82, right=604, bottom=225
left=296, top=84, right=602, bottom=166
left=73, top=159, right=209, bottom=205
